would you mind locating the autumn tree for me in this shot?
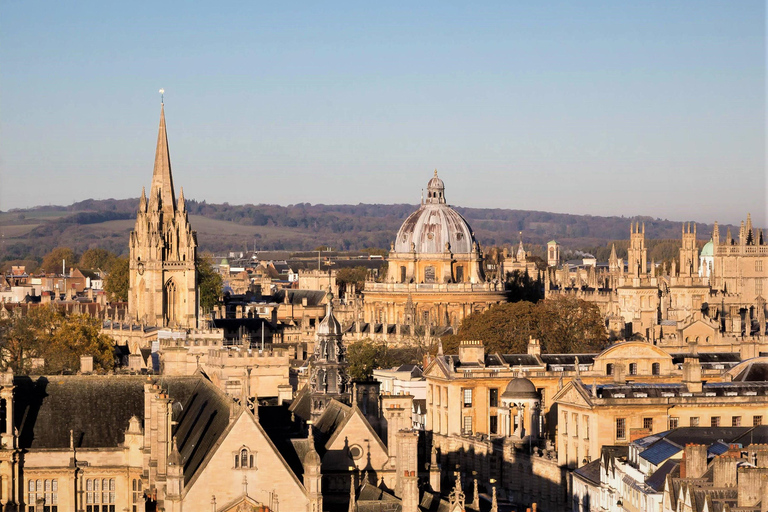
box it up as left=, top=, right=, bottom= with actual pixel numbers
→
left=443, top=296, right=608, bottom=355
left=0, top=306, right=114, bottom=374
left=197, top=255, right=223, bottom=313
left=79, top=248, right=117, bottom=270
left=536, top=295, right=607, bottom=353
left=40, top=247, right=77, bottom=274
left=104, top=257, right=129, bottom=302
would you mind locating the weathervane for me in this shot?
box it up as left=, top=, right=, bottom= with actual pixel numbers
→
left=159, top=88, right=165, bottom=104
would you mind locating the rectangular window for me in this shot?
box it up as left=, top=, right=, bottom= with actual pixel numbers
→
left=489, top=388, right=498, bottom=408
left=669, top=417, right=679, bottom=429
left=711, top=416, right=720, bottom=427
left=643, top=418, right=653, bottom=431
left=538, top=388, right=546, bottom=410
left=463, top=388, right=472, bottom=408
left=616, top=418, right=626, bottom=440
left=573, top=413, right=579, bottom=437
left=489, top=415, right=498, bottom=434
left=756, top=260, right=763, bottom=272
left=629, top=363, right=637, bottom=376
left=690, top=417, right=699, bottom=427
left=429, top=385, right=433, bottom=405
left=463, top=416, right=472, bottom=434
left=732, top=416, right=741, bottom=427
left=754, top=416, right=763, bottom=426
left=583, top=415, right=590, bottom=439
left=757, top=280, right=763, bottom=296
left=562, top=411, right=568, bottom=436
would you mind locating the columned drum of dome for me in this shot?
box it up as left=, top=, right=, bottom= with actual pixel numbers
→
left=362, top=171, right=507, bottom=330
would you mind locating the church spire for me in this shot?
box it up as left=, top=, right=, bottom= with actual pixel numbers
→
left=149, top=103, right=176, bottom=213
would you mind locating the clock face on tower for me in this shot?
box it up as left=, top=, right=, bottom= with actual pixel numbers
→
left=137, top=262, right=145, bottom=275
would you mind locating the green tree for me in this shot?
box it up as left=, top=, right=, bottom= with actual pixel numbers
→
left=40, top=247, right=77, bottom=274
left=197, top=255, right=223, bottom=313
left=347, top=339, right=389, bottom=381
left=104, top=257, right=129, bottom=302
left=336, top=266, right=369, bottom=292
left=79, top=248, right=117, bottom=270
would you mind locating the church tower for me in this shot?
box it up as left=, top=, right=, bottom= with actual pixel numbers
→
left=679, top=222, right=698, bottom=277
left=309, top=290, right=350, bottom=421
left=627, top=222, right=647, bottom=277
left=128, top=103, right=198, bottom=328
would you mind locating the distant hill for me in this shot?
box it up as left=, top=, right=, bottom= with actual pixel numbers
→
left=0, top=198, right=732, bottom=264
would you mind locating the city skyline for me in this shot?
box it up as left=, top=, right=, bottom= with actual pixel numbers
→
left=1, top=1, right=765, bottom=226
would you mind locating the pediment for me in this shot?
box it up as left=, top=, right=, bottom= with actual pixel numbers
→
left=220, top=495, right=268, bottom=512
left=424, top=359, right=449, bottom=379
left=553, top=381, right=593, bottom=408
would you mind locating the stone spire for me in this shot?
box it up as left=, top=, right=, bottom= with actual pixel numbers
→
left=149, top=103, right=177, bottom=214
left=348, top=473, right=356, bottom=512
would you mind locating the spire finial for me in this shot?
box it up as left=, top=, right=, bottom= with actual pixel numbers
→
left=159, top=88, right=165, bottom=104
left=434, top=169, right=438, bottom=177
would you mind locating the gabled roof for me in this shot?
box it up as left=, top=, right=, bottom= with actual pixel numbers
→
left=646, top=460, right=679, bottom=492
left=325, top=404, right=388, bottom=456
left=172, top=373, right=233, bottom=484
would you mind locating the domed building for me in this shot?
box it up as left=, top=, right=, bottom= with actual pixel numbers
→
left=363, top=171, right=507, bottom=330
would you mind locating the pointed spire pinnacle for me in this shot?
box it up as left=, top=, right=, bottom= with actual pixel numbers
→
left=149, top=103, right=177, bottom=214
left=139, top=187, right=147, bottom=212
left=437, top=339, right=444, bottom=357
left=178, top=186, right=186, bottom=212
left=490, top=484, right=498, bottom=512
left=348, top=473, right=356, bottom=512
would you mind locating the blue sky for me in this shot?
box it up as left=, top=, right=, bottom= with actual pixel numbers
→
left=1, top=1, right=765, bottom=225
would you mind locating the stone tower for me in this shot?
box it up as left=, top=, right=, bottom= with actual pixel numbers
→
left=309, top=290, right=350, bottom=421
left=547, top=240, right=560, bottom=268
left=679, top=222, right=699, bottom=277
left=128, top=103, right=198, bottom=328
left=627, top=222, right=647, bottom=277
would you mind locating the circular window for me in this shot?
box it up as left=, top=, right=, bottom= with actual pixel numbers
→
left=427, top=233, right=434, bottom=240
left=349, top=445, right=363, bottom=460
left=456, top=233, right=463, bottom=240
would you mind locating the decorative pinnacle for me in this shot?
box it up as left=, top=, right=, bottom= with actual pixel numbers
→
left=159, top=88, right=165, bottom=104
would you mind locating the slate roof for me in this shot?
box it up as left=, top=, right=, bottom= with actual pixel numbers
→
left=639, top=439, right=682, bottom=465
left=14, top=374, right=204, bottom=452
left=272, top=289, right=326, bottom=306
left=14, top=375, right=146, bottom=449
left=645, top=460, right=679, bottom=492
left=572, top=459, right=601, bottom=485
left=172, top=375, right=232, bottom=483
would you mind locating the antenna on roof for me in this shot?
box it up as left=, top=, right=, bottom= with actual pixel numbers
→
left=159, top=88, right=165, bottom=104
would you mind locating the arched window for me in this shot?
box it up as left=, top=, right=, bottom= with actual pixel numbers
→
left=652, top=362, right=660, bottom=376
left=241, top=449, right=248, bottom=468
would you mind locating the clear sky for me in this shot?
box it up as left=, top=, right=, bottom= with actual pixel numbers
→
left=1, top=1, right=765, bottom=225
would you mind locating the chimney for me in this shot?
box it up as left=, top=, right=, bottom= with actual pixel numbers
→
left=613, top=362, right=626, bottom=384
left=458, top=339, right=485, bottom=365
left=527, top=337, right=541, bottom=357
left=684, top=444, right=707, bottom=479
left=80, top=355, right=94, bottom=374
left=682, top=357, right=703, bottom=393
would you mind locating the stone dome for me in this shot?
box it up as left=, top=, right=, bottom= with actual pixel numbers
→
left=316, top=291, right=342, bottom=336
left=700, top=239, right=714, bottom=257
left=501, top=378, right=539, bottom=399
left=393, top=172, right=478, bottom=254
